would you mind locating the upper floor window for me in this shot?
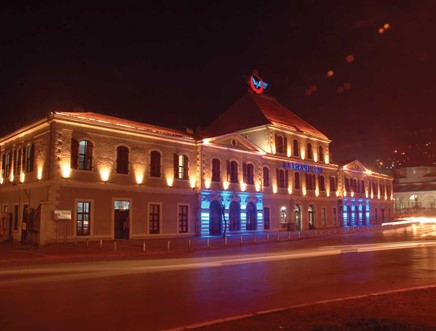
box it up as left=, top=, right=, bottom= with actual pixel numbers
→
left=330, top=176, right=337, bottom=192
left=71, top=139, right=93, bottom=170
left=307, top=143, right=313, bottom=160
left=2, top=152, right=11, bottom=178
left=372, top=182, right=379, bottom=195
left=361, top=180, right=365, bottom=193
left=263, top=167, right=270, bottom=187
left=116, top=146, right=129, bottom=174
left=243, top=162, right=254, bottom=185
left=227, top=160, right=238, bottom=183
left=277, top=169, right=288, bottom=188
left=14, top=149, right=22, bottom=175
left=319, top=175, right=325, bottom=191
left=293, top=139, right=300, bottom=157
left=318, top=146, right=324, bottom=162
left=294, top=172, right=300, bottom=189
left=174, top=154, right=189, bottom=180
left=275, top=134, right=287, bottom=154
left=150, top=151, right=161, bottom=177
left=211, top=158, right=220, bottom=182
left=306, top=173, right=316, bottom=190
left=24, top=143, right=35, bottom=173
left=345, top=177, right=350, bottom=192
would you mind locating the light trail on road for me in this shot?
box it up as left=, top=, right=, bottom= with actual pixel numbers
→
left=1, top=239, right=435, bottom=286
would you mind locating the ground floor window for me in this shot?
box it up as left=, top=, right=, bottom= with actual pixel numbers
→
left=263, top=207, right=270, bottom=230
left=178, top=204, right=188, bottom=233
left=321, top=207, right=326, bottom=226
left=76, top=201, right=91, bottom=236
left=149, top=204, right=160, bottom=234
left=14, top=205, right=18, bottom=230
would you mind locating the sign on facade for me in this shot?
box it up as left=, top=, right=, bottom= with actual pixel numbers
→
left=54, top=210, right=72, bottom=221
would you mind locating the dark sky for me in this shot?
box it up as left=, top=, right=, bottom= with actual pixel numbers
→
left=1, top=1, right=436, bottom=165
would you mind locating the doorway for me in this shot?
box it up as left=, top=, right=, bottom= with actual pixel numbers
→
left=209, top=200, right=222, bottom=236
left=114, top=200, right=130, bottom=240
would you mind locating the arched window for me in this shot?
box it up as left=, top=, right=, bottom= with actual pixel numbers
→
left=295, top=205, right=302, bottom=230
left=227, top=160, right=238, bottom=183
left=306, top=173, right=316, bottom=190
left=318, top=146, right=324, bottom=162
left=174, top=154, right=189, bottom=180
left=263, top=167, right=270, bottom=187
left=294, top=172, right=300, bottom=190
left=116, top=146, right=129, bottom=174
left=308, top=205, right=315, bottom=229
left=318, top=175, right=325, bottom=191
left=246, top=202, right=256, bottom=230
left=293, top=139, right=300, bottom=157
left=243, top=162, right=254, bottom=184
left=275, top=134, right=287, bottom=154
left=229, top=201, right=241, bottom=231
left=211, top=158, right=220, bottom=182
left=277, top=169, right=287, bottom=188
left=71, top=139, right=93, bottom=170
left=307, top=143, right=313, bottom=160
left=150, top=151, right=161, bottom=177
left=330, top=176, right=337, bottom=192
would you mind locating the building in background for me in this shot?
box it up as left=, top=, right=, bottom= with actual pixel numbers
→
left=0, top=78, right=394, bottom=245
left=393, top=166, right=436, bottom=217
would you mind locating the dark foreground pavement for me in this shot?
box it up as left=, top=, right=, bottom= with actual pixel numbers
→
left=188, top=286, right=436, bottom=331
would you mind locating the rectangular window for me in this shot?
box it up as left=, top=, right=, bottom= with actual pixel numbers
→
left=263, top=207, right=270, bottom=230
left=76, top=201, right=91, bottom=236
left=321, top=207, right=326, bottom=226
left=178, top=204, right=189, bottom=233
left=149, top=203, right=160, bottom=234
left=333, top=207, right=337, bottom=225
left=15, top=148, right=22, bottom=175
left=5, top=152, right=11, bottom=178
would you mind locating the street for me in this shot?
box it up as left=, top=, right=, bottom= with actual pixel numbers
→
left=0, top=225, right=435, bottom=330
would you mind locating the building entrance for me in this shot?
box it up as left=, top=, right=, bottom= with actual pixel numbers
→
left=114, top=201, right=130, bottom=240
left=209, top=201, right=222, bottom=236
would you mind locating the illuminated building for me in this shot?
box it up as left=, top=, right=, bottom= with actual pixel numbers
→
left=0, top=77, right=394, bottom=245
left=393, top=166, right=436, bottom=216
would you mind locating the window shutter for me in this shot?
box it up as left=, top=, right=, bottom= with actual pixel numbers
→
left=86, top=141, right=93, bottom=169
left=71, top=139, right=79, bottom=169
left=173, top=154, right=178, bottom=179
left=183, top=155, right=189, bottom=180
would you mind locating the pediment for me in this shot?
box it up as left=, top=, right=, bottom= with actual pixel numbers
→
left=343, top=160, right=368, bottom=173
left=205, top=133, right=264, bottom=153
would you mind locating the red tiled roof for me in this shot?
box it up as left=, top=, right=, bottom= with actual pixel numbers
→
left=54, top=112, right=194, bottom=139
left=204, top=91, right=328, bottom=139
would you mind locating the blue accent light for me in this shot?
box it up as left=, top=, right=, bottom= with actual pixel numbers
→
left=282, top=161, right=323, bottom=173
left=257, top=212, right=263, bottom=220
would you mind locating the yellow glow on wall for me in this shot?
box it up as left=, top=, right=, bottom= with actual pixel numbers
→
left=272, top=184, right=277, bottom=194
left=272, top=145, right=276, bottom=154
left=302, top=186, right=307, bottom=196
left=365, top=169, right=372, bottom=175
left=288, top=186, right=292, bottom=195
left=314, top=152, right=318, bottom=162
left=10, top=173, right=14, bottom=182
left=99, top=167, right=111, bottom=182
left=351, top=191, right=355, bottom=197
left=255, top=182, right=261, bottom=192
left=371, top=192, right=374, bottom=199
left=37, top=166, right=43, bottom=180
left=315, top=187, right=319, bottom=197
left=336, top=190, right=339, bottom=197
left=300, top=149, right=305, bottom=160
left=344, top=189, right=347, bottom=197
left=135, top=172, right=144, bottom=185
left=240, top=182, right=247, bottom=192
left=0, top=177, right=3, bottom=184
left=20, top=172, right=25, bottom=183
left=190, top=178, right=196, bottom=189
left=202, top=138, right=211, bottom=145
left=378, top=192, right=381, bottom=199
left=366, top=191, right=369, bottom=198
left=205, top=178, right=211, bottom=189
left=61, top=163, right=71, bottom=178
left=324, top=154, right=329, bottom=164
left=223, top=180, right=229, bottom=190
left=287, top=149, right=291, bottom=157
left=326, top=188, right=330, bottom=197
left=166, top=176, right=174, bottom=187
left=385, top=192, right=387, bottom=200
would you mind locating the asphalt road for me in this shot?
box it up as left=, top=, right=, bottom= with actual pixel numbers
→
left=0, top=225, right=435, bottom=330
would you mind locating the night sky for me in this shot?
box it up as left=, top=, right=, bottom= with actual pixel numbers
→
left=1, top=1, right=435, bottom=165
